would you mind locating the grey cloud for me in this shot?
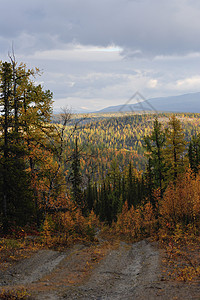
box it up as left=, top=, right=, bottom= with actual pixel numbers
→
left=1, top=0, right=200, bottom=56
left=1, top=0, right=200, bottom=111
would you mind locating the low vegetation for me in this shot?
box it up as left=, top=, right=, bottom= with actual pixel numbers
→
left=0, top=288, right=31, bottom=300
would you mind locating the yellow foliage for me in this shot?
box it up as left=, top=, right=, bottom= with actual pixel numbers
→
left=0, top=287, right=30, bottom=300
left=159, top=169, right=200, bottom=230
left=161, top=224, right=200, bottom=282
left=41, top=206, right=100, bottom=247
left=114, top=201, right=156, bottom=240
left=87, top=210, right=100, bottom=229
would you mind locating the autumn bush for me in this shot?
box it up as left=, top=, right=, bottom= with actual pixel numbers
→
left=161, top=223, right=200, bottom=281
left=159, top=169, right=200, bottom=234
left=114, top=200, right=156, bottom=240
left=41, top=205, right=100, bottom=247
left=158, top=170, right=200, bottom=281
left=0, top=287, right=31, bottom=300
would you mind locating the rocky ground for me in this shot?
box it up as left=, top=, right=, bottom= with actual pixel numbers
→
left=0, top=239, right=199, bottom=300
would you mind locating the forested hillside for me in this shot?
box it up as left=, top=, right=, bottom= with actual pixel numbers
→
left=0, top=60, right=199, bottom=295
left=60, top=113, right=200, bottom=224
left=59, top=112, right=200, bottom=184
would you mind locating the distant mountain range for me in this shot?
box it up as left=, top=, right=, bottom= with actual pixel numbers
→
left=97, top=92, right=200, bottom=114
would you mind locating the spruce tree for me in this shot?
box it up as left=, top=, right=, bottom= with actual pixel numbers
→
left=0, top=59, right=54, bottom=233
left=126, top=162, right=138, bottom=207
left=0, top=62, right=13, bottom=232
left=0, top=62, right=34, bottom=232
left=144, top=158, right=155, bottom=204
left=188, top=133, right=200, bottom=174
left=144, top=117, right=166, bottom=197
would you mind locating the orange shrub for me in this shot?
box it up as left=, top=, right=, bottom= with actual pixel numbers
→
left=159, top=170, right=200, bottom=230
left=142, top=201, right=157, bottom=236
left=41, top=206, right=100, bottom=247
left=115, top=201, right=156, bottom=240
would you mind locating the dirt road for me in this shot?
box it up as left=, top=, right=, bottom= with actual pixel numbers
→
left=62, top=240, right=161, bottom=300
left=0, top=240, right=199, bottom=300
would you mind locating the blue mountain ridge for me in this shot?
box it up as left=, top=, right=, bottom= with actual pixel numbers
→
left=97, top=92, right=200, bottom=114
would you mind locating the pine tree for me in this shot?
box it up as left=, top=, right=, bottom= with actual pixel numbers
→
left=0, top=61, right=34, bottom=232
left=144, top=117, right=166, bottom=197
left=188, top=133, right=200, bottom=174
left=0, top=59, right=54, bottom=232
left=107, top=160, right=122, bottom=221
left=144, top=158, right=155, bottom=205
left=0, top=62, right=13, bottom=232
left=126, top=162, right=138, bottom=207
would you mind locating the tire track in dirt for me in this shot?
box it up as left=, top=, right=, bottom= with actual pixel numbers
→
left=0, top=250, right=67, bottom=286
left=62, top=240, right=161, bottom=300
left=61, top=240, right=200, bottom=300
left=0, top=240, right=199, bottom=300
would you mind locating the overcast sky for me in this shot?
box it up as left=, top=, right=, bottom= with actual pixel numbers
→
left=1, top=0, right=200, bottom=112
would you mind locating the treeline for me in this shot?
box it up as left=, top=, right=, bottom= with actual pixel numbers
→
left=84, top=161, right=145, bottom=224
